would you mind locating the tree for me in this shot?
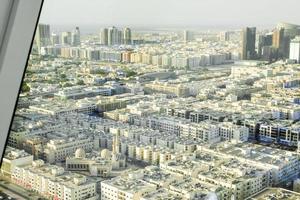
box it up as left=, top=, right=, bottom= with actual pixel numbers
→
left=76, top=80, right=85, bottom=85
left=94, top=69, right=106, bottom=75
left=60, top=73, right=67, bottom=79
left=62, top=82, right=73, bottom=87
left=125, top=69, right=137, bottom=77
left=21, top=82, right=30, bottom=93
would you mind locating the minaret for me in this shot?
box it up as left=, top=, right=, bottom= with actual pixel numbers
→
left=112, top=133, right=120, bottom=154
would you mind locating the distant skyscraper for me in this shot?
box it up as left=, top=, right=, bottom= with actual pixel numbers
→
left=35, top=24, right=51, bottom=53
left=51, top=33, right=59, bottom=45
left=241, top=27, right=256, bottom=60
left=123, top=27, right=132, bottom=45
left=277, top=22, right=300, bottom=38
left=51, top=33, right=60, bottom=45
left=219, top=31, right=230, bottom=41
left=272, top=28, right=285, bottom=57
left=71, top=27, right=81, bottom=46
left=183, top=30, right=193, bottom=42
left=108, top=26, right=122, bottom=46
left=289, top=36, right=300, bottom=63
left=261, top=46, right=278, bottom=62
left=61, top=32, right=72, bottom=45
left=276, top=22, right=300, bottom=58
left=118, top=30, right=123, bottom=44
left=258, top=33, right=273, bottom=57
left=272, top=28, right=284, bottom=48
left=100, top=28, right=108, bottom=45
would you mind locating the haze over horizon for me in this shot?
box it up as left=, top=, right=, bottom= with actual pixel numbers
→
left=40, top=0, right=300, bottom=30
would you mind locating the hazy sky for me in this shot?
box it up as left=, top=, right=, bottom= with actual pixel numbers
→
left=40, top=0, right=300, bottom=29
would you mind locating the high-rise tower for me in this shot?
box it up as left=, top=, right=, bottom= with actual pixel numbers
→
left=290, top=36, right=300, bottom=63
left=108, top=26, right=122, bottom=46
left=183, top=30, right=193, bottom=42
left=61, top=31, right=72, bottom=45
left=35, top=24, right=51, bottom=54
left=51, top=33, right=60, bottom=45
left=241, top=27, right=256, bottom=60
left=71, top=27, right=80, bottom=46
left=272, top=28, right=286, bottom=57
left=258, top=33, right=273, bottom=57
left=100, top=28, right=108, bottom=45
left=123, top=27, right=132, bottom=45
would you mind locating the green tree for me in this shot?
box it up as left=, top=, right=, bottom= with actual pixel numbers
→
left=62, top=82, right=73, bottom=87
left=21, top=82, right=30, bottom=93
left=125, top=69, right=137, bottom=77
left=76, top=80, right=85, bottom=85
left=60, top=73, right=67, bottom=79
left=95, top=69, right=106, bottom=75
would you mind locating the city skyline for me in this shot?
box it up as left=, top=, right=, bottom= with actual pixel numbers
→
left=3, top=1, right=300, bottom=199
left=40, top=0, right=300, bottom=28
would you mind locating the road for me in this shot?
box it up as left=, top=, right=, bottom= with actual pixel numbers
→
left=0, top=189, right=18, bottom=199
left=0, top=180, right=43, bottom=200
left=0, top=183, right=29, bottom=200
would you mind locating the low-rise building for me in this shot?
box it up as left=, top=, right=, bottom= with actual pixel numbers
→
left=44, top=136, right=94, bottom=164
left=1, top=147, right=33, bottom=178
left=12, top=160, right=98, bottom=200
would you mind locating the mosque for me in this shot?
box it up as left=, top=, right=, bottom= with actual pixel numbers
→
left=66, top=133, right=126, bottom=177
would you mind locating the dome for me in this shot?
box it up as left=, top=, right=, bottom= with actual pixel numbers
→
left=75, top=148, right=86, bottom=158
left=100, top=149, right=111, bottom=159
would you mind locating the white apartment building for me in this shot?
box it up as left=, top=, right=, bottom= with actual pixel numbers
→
left=289, top=36, right=300, bottom=63
left=101, top=175, right=156, bottom=200
left=12, top=160, right=97, bottom=200
left=160, top=152, right=270, bottom=200
left=29, top=99, right=97, bottom=116
left=218, top=122, right=249, bottom=142
left=1, top=147, right=33, bottom=177
left=248, top=187, right=300, bottom=200
left=145, top=116, right=247, bottom=143
left=44, top=136, right=94, bottom=164
left=144, top=82, right=190, bottom=97
left=199, top=142, right=300, bottom=186
left=54, top=86, right=112, bottom=100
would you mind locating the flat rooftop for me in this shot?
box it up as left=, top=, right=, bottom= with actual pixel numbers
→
left=247, top=187, right=300, bottom=200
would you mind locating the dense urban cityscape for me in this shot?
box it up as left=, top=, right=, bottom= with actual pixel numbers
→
left=1, top=21, right=300, bottom=200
